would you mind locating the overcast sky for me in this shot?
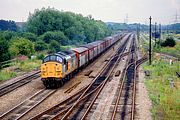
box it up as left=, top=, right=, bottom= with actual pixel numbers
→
left=0, top=0, right=179, bottom=24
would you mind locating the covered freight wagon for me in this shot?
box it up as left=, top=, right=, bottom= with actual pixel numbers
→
left=80, top=44, right=95, bottom=61
left=71, top=47, right=89, bottom=68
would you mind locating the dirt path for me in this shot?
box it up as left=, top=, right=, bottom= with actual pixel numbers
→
left=135, top=66, right=152, bottom=120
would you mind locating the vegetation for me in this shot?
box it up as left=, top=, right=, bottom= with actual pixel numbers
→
left=0, top=70, right=17, bottom=81
left=140, top=33, right=180, bottom=119
left=163, top=23, right=180, bottom=34
left=153, top=35, right=180, bottom=58
left=48, top=40, right=61, bottom=53
left=38, top=31, right=68, bottom=45
left=34, top=40, right=48, bottom=51
left=9, top=37, right=35, bottom=57
left=161, top=36, right=176, bottom=47
left=0, top=7, right=111, bottom=63
left=0, top=59, right=41, bottom=81
left=25, top=8, right=111, bottom=44
left=0, top=20, right=17, bottom=31
left=0, top=7, right=112, bottom=81
left=143, top=59, right=180, bottom=119
left=140, top=33, right=180, bottom=58
left=156, top=42, right=180, bottom=58
left=0, top=36, right=10, bottom=62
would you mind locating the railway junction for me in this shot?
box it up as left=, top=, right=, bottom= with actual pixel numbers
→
left=0, top=33, right=152, bottom=120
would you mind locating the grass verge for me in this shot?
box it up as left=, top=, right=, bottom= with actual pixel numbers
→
left=0, top=59, right=41, bottom=81
left=143, top=59, right=180, bottom=119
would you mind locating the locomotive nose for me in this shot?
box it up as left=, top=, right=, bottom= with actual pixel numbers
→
left=41, top=62, right=62, bottom=78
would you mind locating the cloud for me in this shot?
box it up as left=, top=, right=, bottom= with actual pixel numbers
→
left=169, top=0, right=180, bottom=11
left=0, top=0, right=178, bottom=24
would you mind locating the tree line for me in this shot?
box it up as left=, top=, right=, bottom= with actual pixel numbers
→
left=0, top=20, right=18, bottom=31
left=0, top=8, right=111, bottom=62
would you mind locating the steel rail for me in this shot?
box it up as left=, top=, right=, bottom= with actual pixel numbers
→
left=0, top=71, right=40, bottom=97
left=60, top=34, right=132, bottom=120
left=111, top=36, right=135, bottom=120
left=0, top=89, right=56, bottom=120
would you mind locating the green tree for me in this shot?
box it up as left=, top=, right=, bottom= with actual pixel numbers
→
left=2, top=31, right=18, bottom=41
left=34, top=40, right=48, bottom=51
left=0, top=20, right=18, bottom=31
left=21, top=32, right=37, bottom=42
left=39, top=31, right=68, bottom=45
left=161, top=37, right=176, bottom=47
left=0, top=36, right=10, bottom=62
left=9, top=37, right=35, bottom=57
left=48, top=40, right=60, bottom=53
left=25, top=8, right=111, bottom=44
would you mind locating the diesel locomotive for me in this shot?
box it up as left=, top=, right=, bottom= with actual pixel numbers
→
left=41, top=34, right=124, bottom=88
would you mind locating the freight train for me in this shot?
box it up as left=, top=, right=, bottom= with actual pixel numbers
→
left=41, top=34, right=124, bottom=88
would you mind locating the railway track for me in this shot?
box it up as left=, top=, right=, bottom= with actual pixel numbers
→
left=110, top=36, right=148, bottom=120
left=0, top=89, right=56, bottom=120
left=0, top=71, right=40, bottom=97
left=110, top=35, right=137, bottom=120
left=29, top=34, right=133, bottom=120
left=57, top=34, right=132, bottom=120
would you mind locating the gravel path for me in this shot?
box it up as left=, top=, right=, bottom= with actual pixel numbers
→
left=135, top=66, right=152, bottom=120
left=0, top=77, right=43, bottom=115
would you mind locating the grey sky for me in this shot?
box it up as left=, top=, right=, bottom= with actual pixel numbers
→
left=0, top=0, right=179, bottom=24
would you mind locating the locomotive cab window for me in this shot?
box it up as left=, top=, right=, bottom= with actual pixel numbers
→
left=57, top=56, right=63, bottom=63
left=50, top=55, right=56, bottom=61
left=43, top=56, right=50, bottom=63
left=43, top=55, right=63, bottom=63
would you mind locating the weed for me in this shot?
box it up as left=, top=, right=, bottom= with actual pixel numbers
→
left=143, top=60, right=180, bottom=119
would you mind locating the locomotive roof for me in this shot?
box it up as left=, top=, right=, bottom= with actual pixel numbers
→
left=63, top=50, right=75, bottom=55
left=71, top=47, right=88, bottom=53
left=58, top=50, right=75, bottom=57
left=56, top=52, right=71, bottom=60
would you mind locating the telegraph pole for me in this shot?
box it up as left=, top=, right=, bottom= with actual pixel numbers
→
left=137, top=23, right=140, bottom=42
left=159, top=24, right=161, bottom=46
left=149, top=16, right=152, bottom=65
left=138, top=23, right=140, bottom=41
left=155, top=22, right=157, bottom=47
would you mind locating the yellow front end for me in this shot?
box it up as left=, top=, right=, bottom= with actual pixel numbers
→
left=41, top=62, right=63, bottom=79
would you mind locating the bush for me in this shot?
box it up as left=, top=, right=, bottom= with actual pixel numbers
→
left=37, top=53, right=45, bottom=60
left=0, top=36, right=10, bottom=62
left=21, top=32, right=37, bottom=42
left=48, top=40, right=60, bottom=53
left=9, top=37, right=35, bottom=57
left=26, top=8, right=110, bottom=43
left=39, top=31, right=68, bottom=45
left=2, top=31, right=18, bottom=41
left=35, top=40, right=48, bottom=51
left=161, top=37, right=176, bottom=47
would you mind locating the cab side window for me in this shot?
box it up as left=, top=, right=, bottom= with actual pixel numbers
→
left=43, top=56, right=49, bottom=63
left=57, top=56, right=62, bottom=63
left=65, top=62, right=68, bottom=72
left=50, top=56, right=56, bottom=61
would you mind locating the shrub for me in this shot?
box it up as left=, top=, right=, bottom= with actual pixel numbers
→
left=161, top=37, right=176, bottom=47
left=0, top=36, right=10, bottom=62
left=35, top=40, right=48, bottom=51
left=37, top=53, right=45, bottom=60
left=39, top=31, right=68, bottom=45
left=48, top=40, right=60, bottom=53
left=9, top=37, right=35, bottom=57
left=21, top=32, right=37, bottom=42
